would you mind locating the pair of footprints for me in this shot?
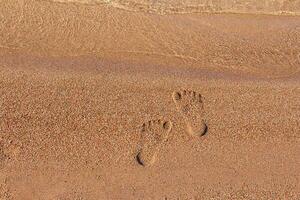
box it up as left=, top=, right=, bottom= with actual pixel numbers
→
left=137, top=90, right=208, bottom=167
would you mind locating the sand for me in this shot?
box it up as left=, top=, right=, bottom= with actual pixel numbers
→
left=0, top=0, right=300, bottom=199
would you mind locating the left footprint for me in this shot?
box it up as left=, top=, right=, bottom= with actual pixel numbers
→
left=136, top=119, right=172, bottom=167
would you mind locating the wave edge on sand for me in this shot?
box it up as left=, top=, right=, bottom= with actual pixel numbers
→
left=41, top=0, right=300, bottom=15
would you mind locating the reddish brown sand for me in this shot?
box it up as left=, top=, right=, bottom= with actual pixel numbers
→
left=0, top=0, right=300, bottom=199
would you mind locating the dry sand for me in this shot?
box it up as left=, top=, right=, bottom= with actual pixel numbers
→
left=0, top=0, right=300, bottom=199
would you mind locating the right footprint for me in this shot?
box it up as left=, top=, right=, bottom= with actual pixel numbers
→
left=172, top=89, right=208, bottom=137
left=136, top=119, right=172, bottom=167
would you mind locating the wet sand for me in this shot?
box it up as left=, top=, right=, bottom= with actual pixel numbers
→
left=0, top=0, right=300, bottom=199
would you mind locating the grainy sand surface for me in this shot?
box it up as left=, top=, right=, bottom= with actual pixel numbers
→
left=0, top=0, right=300, bottom=199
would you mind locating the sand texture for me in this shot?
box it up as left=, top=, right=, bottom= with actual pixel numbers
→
left=0, top=0, right=300, bottom=199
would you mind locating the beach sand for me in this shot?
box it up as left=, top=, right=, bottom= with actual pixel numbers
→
left=0, top=0, right=300, bottom=199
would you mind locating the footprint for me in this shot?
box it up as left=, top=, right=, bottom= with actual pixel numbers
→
left=56, top=191, right=86, bottom=200
left=172, top=89, right=207, bottom=137
left=136, top=119, right=172, bottom=167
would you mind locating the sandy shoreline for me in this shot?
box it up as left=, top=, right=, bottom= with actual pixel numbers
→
left=1, top=0, right=300, bottom=199
left=1, top=51, right=299, bottom=199
left=1, top=0, right=300, bottom=77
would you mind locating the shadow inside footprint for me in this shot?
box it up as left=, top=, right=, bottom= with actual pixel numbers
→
left=201, top=123, right=208, bottom=136
left=136, top=152, right=145, bottom=166
left=0, top=144, right=9, bottom=169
